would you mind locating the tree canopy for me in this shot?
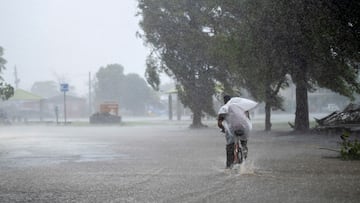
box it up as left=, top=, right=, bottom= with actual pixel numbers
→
left=0, top=47, right=6, bottom=80
left=138, top=0, right=220, bottom=127
left=267, top=0, right=360, bottom=130
left=205, top=0, right=291, bottom=130
left=0, top=46, right=14, bottom=100
left=137, top=0, right=360, bottom=131
left=94, top=64, right=156, bottom=115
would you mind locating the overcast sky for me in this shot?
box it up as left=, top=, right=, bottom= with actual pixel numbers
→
left=0, top=0, right=164, bottom=96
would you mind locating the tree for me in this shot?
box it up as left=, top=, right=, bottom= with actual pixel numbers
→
left=209, top=0, right=359, bottom=131
left=94, top=64, right=156, bottom=115
left=0, top=82, right=14, bottom=100
left=94, top=64, right=126, bottom=109
left=31, top=81, right=60, bottom=98
left=138, top=0, right=360, bottom=131
left=0, top=46, right=14, bottom=100
left=278, top=1, right=360, bottom=131
left=198, top=0, right=287, bottom=130
left=0, top=47, right=6, bottom=78
left=138, top=0, right=218, bottom=127
left=138, top=0, right=291, bottom=130
left=123, top=73, right=155, bottom=115
left=309, top=1, right=360, bottom=98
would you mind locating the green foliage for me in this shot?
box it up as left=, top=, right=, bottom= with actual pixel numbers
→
left=95, top=64, right=125, bottom=102
left=340, top=130, right=360, bottom=160
left=0, top=47, right=6, bottom=65
left=145, top=56, right=161, bottom=91
left=123, top=73, right=155, bottom=115
left=137, top=0, right=360, bottom=129
left=0, top=46, right=14, bottom=100
left=0, top=82, right=14, bottom=100
left=94, top=64, right=157, bottom=115
left=0, top=46, right=7, bottom=81
left=138, top=0, right=218, bottom=126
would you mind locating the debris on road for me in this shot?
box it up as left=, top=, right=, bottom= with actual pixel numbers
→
left=314, top=103, right=360, bottom=132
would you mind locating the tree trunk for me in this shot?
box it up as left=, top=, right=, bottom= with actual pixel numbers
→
left=168, top=94, right=173, bottom=120
left=294, top=81, right=309, bottom=131
left=191, top=109, right=204, bottom=128
left=265, top=101, right=272, bottom=131
left=264, top=84, right=272, bottom=131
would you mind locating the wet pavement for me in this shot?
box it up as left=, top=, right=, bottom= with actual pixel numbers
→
left=0, top=122, right=359, bottom=202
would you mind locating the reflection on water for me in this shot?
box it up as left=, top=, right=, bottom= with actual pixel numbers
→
left=0, top=137, right=128, bottom=167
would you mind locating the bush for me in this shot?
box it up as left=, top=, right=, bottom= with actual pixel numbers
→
left=340, top=130, right=360, bottom=160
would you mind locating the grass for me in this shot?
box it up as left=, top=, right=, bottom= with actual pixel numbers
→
left=61, top=119, right=193, bottom=127
left=252, top=120, right=318, bottom=131
left=10, top=117, right=318, bottom=131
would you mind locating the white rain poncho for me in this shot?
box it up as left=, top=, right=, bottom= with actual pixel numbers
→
left=218, top=97, right=258, bottom=144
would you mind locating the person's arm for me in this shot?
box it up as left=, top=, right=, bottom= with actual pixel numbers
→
left=245, top=111, right=250, bottom=120
left=218, top=114, right=225, bottom=132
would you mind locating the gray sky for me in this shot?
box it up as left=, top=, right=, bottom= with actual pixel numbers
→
left=0, top=0, right=164, bottom=96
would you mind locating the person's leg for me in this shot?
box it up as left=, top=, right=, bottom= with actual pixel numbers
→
left=240, top=140, right=248, bottom=159
left=225, top=131, right=235, bottom=168
left=226, top=143, right=235, bottom=168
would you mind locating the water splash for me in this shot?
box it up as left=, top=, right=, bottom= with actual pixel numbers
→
left=239, top=160, right=256, bottom=175
left=231, top=160, right=256, bottom=175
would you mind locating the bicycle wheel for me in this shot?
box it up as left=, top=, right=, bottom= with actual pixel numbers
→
left=237, top=144, right=243, bottom=164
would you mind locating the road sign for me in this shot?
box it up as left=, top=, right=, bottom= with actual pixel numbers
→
left=60, top=83, right=69, bottom=92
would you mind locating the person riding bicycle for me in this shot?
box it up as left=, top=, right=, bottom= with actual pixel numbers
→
left=217, top=95, right=253, bottom=169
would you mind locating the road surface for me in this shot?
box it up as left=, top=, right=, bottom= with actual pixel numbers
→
left=0, top=123, right=359, bottom=202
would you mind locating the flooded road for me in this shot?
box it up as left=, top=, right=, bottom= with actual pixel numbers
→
left=0, top=123, right=359, bottom=202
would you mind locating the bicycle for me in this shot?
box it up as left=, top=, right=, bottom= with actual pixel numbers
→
left=222, top=129, right=248, bottom=168
left=233, top=130, right=248, bottom=165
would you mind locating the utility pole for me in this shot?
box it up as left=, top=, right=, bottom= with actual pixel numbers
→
left=89, top=71, right=92, bottom=115
left=14, top=66, right=20, bottom=89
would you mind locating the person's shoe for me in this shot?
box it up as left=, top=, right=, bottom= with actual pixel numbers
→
left=241, top=140, right=248, bottom=159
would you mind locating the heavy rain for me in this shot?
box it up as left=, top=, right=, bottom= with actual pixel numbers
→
left=0, top=0, right=359, bottom=202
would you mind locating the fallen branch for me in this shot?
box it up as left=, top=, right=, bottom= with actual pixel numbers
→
left=319, top=147, right=340, bottom=153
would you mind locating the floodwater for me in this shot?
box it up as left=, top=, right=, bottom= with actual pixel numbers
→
left=0, top=120, right=359, bottom=202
